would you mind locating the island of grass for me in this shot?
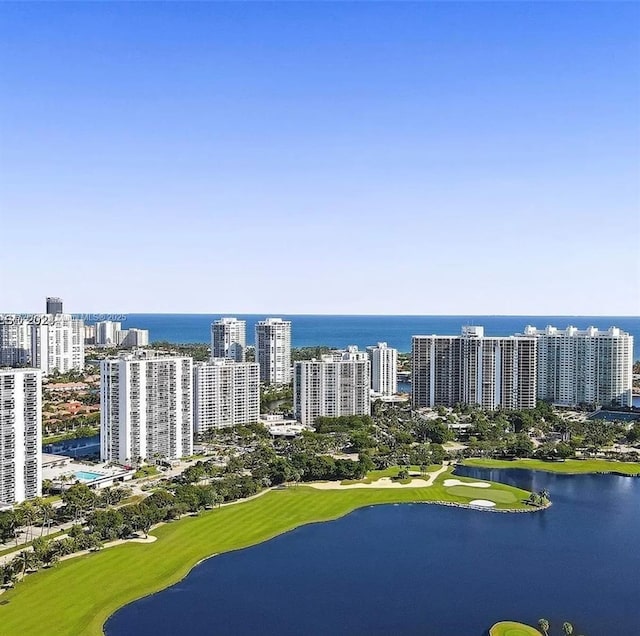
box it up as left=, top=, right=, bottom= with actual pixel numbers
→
left=490, top=620, right=541, bottom=635
left=462, top=457, right=640, bottom=476
left=0, top=468, right=535, bottom=636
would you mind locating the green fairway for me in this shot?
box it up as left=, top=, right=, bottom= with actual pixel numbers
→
left=445, top=485, right=517, bottom=503
left=463, top=457, right=640, bottom=475
left=341, top=464, right=440, bottom=484
left=0, top=472, right=531, bottom=636
left=490, top=620, right=541, bottom=635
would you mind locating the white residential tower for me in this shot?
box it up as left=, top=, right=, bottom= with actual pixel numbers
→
left=193, top=359, right=259, bottom=433
left=100, top=352, right=193, bottom=465
left=211, top=318, right=246, bottom=362
left=0, top=368, right=42, bottom=504
left=255, top=318, right=292, bottom=385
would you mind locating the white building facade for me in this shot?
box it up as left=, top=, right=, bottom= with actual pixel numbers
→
left=294, top=348, right=371, bottom=426
left=95, top=321, right=122, bottom=346
left=0, top=368, right=42, bottom=504
left=0, top=317, right=32, bottom=367
left=211, top=318, right=246, bottom=362
left=367, top=342, right=398, bottom=396
left=100, top=353, right=193, bottom=465
left=412, top=327, right=537, bottom=410
left=31, top=314, right=85, bottom=375
left=523, top=325, right=633, bottom=407
left=117, top=328, right=150, bottom=348
left=193, top=359, right=259, bottom=433
left=255, top=318, right=292, bottom=385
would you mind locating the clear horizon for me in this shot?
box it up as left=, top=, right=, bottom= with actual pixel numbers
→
left=1, top=3, right=639, bottom=315
left=3, top=309, right=640, bottom=319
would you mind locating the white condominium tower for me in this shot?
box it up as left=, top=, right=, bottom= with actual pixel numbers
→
left=211, top=318, right=246, bottom=362
left=95, top=321, right=122, bottom=346
left=523, top=325, right=633, bottom=407
left=193, top=359, right=259, bottom=433
left=366, top=342, right=398, bottom=396
left=293, top=347, right=371, bottom=426
left=255, top=318, right=292, bottom=384
left=0, top=317, right=32, bottom=366
left=100, top=352, right=193, bottom=465
left=117, top=328, right=150, bottom=348
left=0, top=368, right=42, bottom=504
left=31, top=314, right=85, bottom=375
left=412, top=326, right=537, bottom=410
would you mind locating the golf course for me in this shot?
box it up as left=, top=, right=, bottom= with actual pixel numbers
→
left=490, top=621, right=542, bottom=635
left=462, top=457, right=640, bottom=475
left=0, top=467, right=533, bottom=635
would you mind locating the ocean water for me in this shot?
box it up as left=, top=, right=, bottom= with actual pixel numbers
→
left=87, top=314, right=640, bottom=357
left=106, top=468, right=640, bottom=636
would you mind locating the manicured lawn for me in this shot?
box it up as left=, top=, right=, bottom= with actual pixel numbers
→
left=42, top=428, right=99, bottom=445
left=490, top=620, right=541, bottom=635
left=341, top=464, right=440, bottom=485
left=133, top=465, right=160, bottom=479
left=463, top=457, right=640, bottom=475
left=0, top=474, right=532, bottom=636
left=445, top=485, right=517, bottom=503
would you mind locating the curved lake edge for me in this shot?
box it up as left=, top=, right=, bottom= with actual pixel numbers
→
left=0, top=467, right=573, bottom=635
left=99, top=476, right=544, bottom=630
left=461, top=457, right=640, bottom=476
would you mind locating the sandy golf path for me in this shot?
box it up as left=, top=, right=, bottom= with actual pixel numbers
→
left=443, top=479, right=491, bottom=488
left=308, top=464, right=449, bottom=490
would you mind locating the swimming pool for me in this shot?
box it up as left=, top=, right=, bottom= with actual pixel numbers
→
left=74, top=471, right=104, bottom=481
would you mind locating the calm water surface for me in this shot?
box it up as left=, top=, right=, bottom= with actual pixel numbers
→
left=88, top=313, right=640, bottom=356
left=106, top=468, right=640, bottom=636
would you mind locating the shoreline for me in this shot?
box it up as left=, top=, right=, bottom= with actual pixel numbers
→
left=4, top=458, right=632, bottom=634
left=461, top=457, right=640, bottom=476
left=0, top=471, right=535, bottom=636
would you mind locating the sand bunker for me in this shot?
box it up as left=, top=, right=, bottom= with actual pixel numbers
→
left=443, top=479, right=491, bottom=488
left=309, top=477, right=432, bottom=490
left=469, top=499, right=496, bottom=508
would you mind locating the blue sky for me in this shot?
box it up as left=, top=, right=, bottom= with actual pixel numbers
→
left=1, top=2, right=638, bottom=315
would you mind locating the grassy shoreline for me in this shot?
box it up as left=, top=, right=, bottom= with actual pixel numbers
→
left=0, top=471, right=532, bottom=636
left=490, top=620, right=541, bottom=635
left=462, top=457, right=640, bottom=475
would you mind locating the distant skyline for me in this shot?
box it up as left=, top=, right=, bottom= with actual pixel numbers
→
left=1, top=3, right=639, bottom=315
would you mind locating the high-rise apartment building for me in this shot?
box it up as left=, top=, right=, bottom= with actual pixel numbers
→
left=211, top=318, right=246, bottom=362
left=45, top=297, right=63, bottom=315
left=522, top=325, right=633, bottom=407
left=412, top=327, right=537, bottom=410
left=100, top=352, right=193, bottom=465
left=95, top=321, right=122, bottom=346
left=31, top=315, right=85, bottom=375
left=0, top=317, right=32, bottom=367
left=255, top=318, right=292, bottom=384
left=0, top=368, right=42, bottom=504
left=294, top=347, right=371, bottom=426
left=366, top=342, right=398, bottom=395
left=193, top=359, right=259, bottom=433
left=117, top=328, right=149, bottom=348
left=84, top=325, right=96, bottom=345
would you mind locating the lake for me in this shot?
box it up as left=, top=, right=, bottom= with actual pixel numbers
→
left=105, top=467, right=640, bottom=636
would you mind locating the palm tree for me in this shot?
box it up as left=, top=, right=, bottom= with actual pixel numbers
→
left=562, top=622, right=574, bottom=635
left=538, top=619, right=550, bottom=636
left=35, top=499, right=54, bottom=537
left=18, top=501, right=38, bottom=543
